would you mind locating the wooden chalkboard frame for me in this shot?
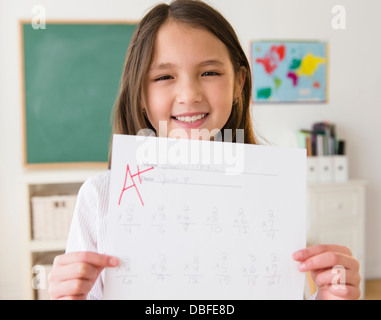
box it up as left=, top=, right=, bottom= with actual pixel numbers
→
left=20, top=20, right=138, bottom=169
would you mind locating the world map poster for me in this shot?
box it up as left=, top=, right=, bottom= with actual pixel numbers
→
left=251, top=41, right=327, bottom=103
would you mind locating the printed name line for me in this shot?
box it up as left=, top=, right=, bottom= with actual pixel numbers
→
left=151, top=181, right=242, bottom=189
left=144, top=166, right=278, bottom=177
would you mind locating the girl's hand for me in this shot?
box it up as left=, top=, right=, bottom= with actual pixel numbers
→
left=293, top=244, right=361, bottom=300
left=48, top=251, right=119, bottom=300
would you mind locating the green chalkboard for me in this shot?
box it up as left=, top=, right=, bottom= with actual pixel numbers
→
left=21, top=22, right=137, bottom=166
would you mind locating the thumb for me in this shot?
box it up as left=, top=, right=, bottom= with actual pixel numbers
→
left=95, top=255, right=119, bottom=276
left=105, top=256, right=119, bottom=267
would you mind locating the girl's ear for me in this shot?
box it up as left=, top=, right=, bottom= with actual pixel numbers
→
left=234, top=66, right=247, bottom=99
left=140, top=94, right=147, bottom=115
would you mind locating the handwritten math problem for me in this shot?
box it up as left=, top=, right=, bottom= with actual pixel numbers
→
left=104, top=134, right=306, bottom=300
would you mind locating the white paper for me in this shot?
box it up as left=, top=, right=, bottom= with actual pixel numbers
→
left=104, top=134, right=306, bottom=300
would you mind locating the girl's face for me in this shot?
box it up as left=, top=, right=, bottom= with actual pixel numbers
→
left=143, top=20, right=244, bottom=139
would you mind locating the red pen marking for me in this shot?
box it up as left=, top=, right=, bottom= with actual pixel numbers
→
left=118, top=165, right=154, bottom=206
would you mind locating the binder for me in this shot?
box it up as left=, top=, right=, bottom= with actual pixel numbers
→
left=333, top=156, right=348, bottom=182
left=306, top=157, right=319, bottom=183
left=317, top=156, right=333, bottom=182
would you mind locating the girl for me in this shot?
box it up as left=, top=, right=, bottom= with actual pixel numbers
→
left=48, top=0, right=361, bottom=300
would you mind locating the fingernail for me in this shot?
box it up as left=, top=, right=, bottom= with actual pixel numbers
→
left=109, top=257, right=119, bottom=267
left=293, top=251, right=303, bottom=260
left=298, top=263, right=306, bottom=271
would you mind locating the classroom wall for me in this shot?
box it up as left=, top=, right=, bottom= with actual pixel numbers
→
left=0, top=0, right=380, bottom=299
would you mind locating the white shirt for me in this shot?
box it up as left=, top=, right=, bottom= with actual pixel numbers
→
left=65, top=170, right=111, bottom=300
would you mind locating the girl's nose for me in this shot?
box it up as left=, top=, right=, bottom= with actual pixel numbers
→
left=175, top=78, right=202, bottom=106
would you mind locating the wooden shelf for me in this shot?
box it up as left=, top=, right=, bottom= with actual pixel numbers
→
left=29, top=240, right=67, bottom=253
left=20, top=168, right=106, bottom=184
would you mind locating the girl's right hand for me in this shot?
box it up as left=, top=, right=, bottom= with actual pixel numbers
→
left=48, top=251, right=119, bottom=300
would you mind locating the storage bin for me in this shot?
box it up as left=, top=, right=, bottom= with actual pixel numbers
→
left=31, top=195, right=77, bottom=240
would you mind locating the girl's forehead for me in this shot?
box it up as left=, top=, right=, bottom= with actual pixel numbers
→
left=151, top=20, right=230, bottom=65
left=156, top=19, right=218, bottom=42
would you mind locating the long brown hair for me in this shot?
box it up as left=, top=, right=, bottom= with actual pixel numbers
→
left=109, top=0, right=258, bottom=167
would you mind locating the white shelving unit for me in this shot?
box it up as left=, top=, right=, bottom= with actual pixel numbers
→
left=307, top=180, right=367, bottom=299
left=19, top=168, right=105, bottom=300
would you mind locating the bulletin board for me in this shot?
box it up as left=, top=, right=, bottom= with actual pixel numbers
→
left=20, top=21, right=137, bottom=167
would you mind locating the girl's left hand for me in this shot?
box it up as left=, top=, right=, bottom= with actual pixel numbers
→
left=293, top=244, right=361, bottom=300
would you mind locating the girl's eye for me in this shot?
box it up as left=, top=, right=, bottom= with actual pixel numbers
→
left=154, top=75, right=173, bottom=82
left=202, top=71, right=220, bottom=77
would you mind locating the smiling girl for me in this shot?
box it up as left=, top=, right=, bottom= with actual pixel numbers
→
left=48, top=0, right=361, bottom=300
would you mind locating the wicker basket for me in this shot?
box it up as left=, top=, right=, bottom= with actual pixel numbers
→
left=31, top=195, right=77, bottom=240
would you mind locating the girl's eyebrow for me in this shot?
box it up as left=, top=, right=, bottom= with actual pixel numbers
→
left=150, top=59, right=225, bottom=71
left=150, top=62, right=174, bottom=71
left=198, top=59, right=224, bottom=67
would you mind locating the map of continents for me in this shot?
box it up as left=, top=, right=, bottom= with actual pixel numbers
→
left=252, top=42, right=327, bottom=102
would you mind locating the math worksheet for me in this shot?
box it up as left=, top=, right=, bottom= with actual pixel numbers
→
left=104, top=134, right=306, bottom=299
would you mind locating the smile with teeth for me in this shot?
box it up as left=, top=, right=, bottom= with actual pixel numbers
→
left=174, top=113, right=207, bottom=123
